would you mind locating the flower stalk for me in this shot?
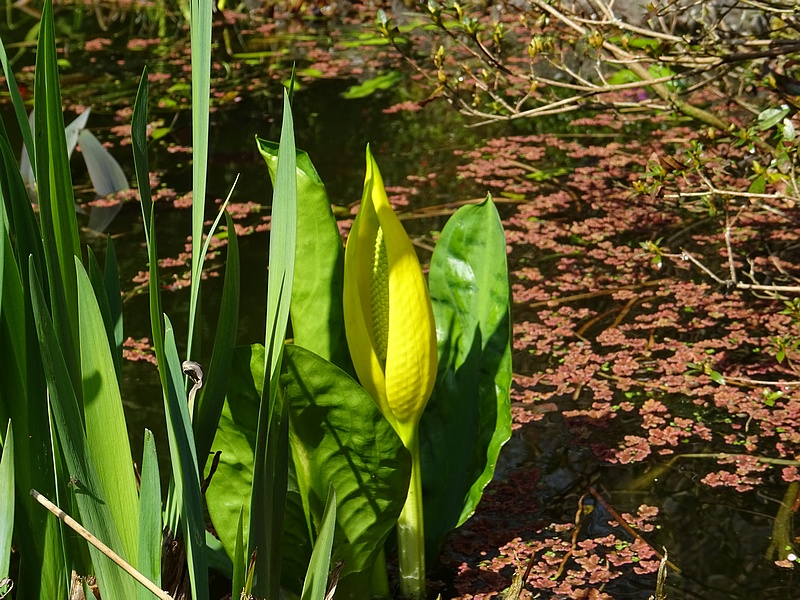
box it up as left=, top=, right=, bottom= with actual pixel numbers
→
left=343, top=146, right=437, bottom=600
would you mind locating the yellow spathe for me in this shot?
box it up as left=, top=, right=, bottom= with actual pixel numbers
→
left=343, top=147, right=437, bottom=443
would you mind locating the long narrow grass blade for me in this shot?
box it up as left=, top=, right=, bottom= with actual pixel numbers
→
left=194, top=209, right=239, bottom=471
left=34, top=0, right=81, bottom=386
left=249, top=91, right=297, bottom=598
left=232, top=508, right=245, bottom=600
left=300, top=486, right=337, bottom=600
left=86, top=248, right=121, bottom=382
left=0, top=420, right=14, bottom=581
left=132, top=69, right=154, bottom=240
left=162, top=316, right=209, bottom=600
left=28, top=259, right=136, bottom=598
left=186, top=0, right=213, bottom=362
left=77, top=258, right=139, bottom=561
left=0, top=134, right=45, bottom=283
left=0, top=33, right=35, bottom=175
left=0, top=156, right=63, bottom=600
left=104, top=237, right=123, bottom=378
left=138, top=429, right=162, bottom=600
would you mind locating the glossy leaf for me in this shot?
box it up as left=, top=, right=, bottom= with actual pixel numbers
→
left=282, top=344, right=411, bottom=587
left=258, top=141, right=351, bottom=373
left=421, top=195, right=513, bottom=557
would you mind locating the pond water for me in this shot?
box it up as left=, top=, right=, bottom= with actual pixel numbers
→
left=2, top=2, right=799, bottom=599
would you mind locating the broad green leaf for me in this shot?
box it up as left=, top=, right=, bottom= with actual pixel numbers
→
left=194, top=211, right=240, bottom=472
left=77, top=258, right=139, bottom=561
left=757, top=105, right=791, bottom=131
left=748, top=175, right=766, bottom=195
left=250, top=91, right=297, bottom=599
left=162, top=316, right=209, bottom=600
left=342, top=71, right=402, bottom=99
left=282, top=344, right=411, bottom=589
left=34, top=0, right=81, bottom=384
left=258, top=141, right=351, bottom=373
left=300, top=486, right=336, bottom=600
left=206, top=345, right=263, bottom=562
left=0, top=420, right=14, bottom=581
left=137, top=429, right=162, bottom=600
left=422, top=195, right=513, bottom=557
left=209, top=346, right=297, bottom=594
left=29, top=259, right=137, bottom=598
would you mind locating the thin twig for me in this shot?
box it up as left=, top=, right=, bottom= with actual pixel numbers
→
left=30, top=489, right=173, bottom=600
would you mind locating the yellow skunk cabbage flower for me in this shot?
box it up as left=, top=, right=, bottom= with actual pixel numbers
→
left=343, top=147, right=438, bottom=444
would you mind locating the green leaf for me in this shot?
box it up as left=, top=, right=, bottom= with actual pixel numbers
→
left=606, top=68, right=640, bottom=86
left=300, top=486, right=336, bottom=600
left=104, top=237, right=124, bottom=379
left=34, top=0, right=81, bottom=387
left=0, top=165, right=63, bottom=600
left=206, top=345, right=263, bottom=563
left=86, top=248, right=121, bottom=383
left=194, top=211, right=240, bottom=472
left=257, top=141, right=351, bottom=373
left=206, top=345, right=307, bottom=596
left=422, top=195, right=513, bottom=557
left=757, top=105, right=791, bottom=131
left=186, top=0, right=214, bottom=362
left=249, top=90, right=297, bottom=599
left=162, top=316, right=209, bottom=600
left=137, top=429, right=162, bottom=600
left=231, top=508, right=246, bottom=600
left=0, top=31, right=35, bottom=178
left=748, top=175, right=766, bottom=195
left=282, top=344, right=411, bottom=588
left=77, top=258, right=140, bottom=562
left=342, top=72, right=402, bottom=99
left=0, top=420, right=14, bottom=581
left=29, top=258, right=137, bottom=598
left=0, top=134, right=45, bottom=280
